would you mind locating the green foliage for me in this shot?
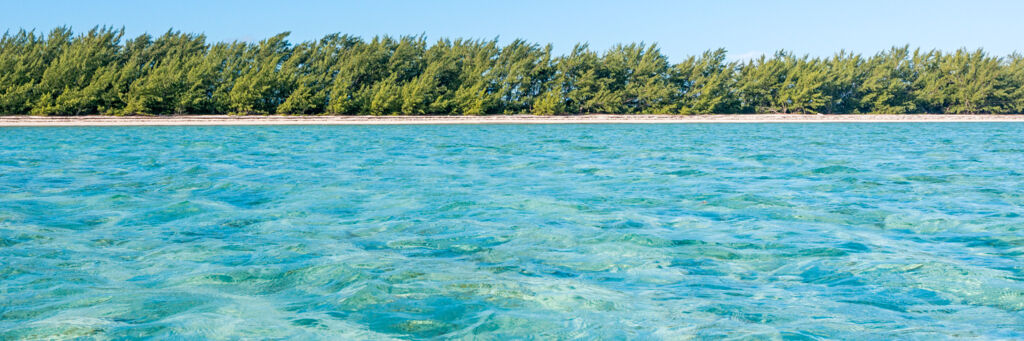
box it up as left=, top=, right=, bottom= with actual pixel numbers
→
left=736, top=51, right=831, bottom=114
left=557, top=44, right=604, bottom=114
left=29, top=27, right=123, bottom=115
left=607, top=43, right=675, bottom=114
left=3, top=27, right=1024, bottom=115
left=820, top=51, right=865, bottom=114
left=857, top=46, right=918, bottom=114
left=914, top=49, right=1008, bottom=114
left=119, top=31, right=208, bottom=115
left=673, top=49, right=739, bottom=114
left=369, top=76, right=402, bottom=115
left=532, top=87, right=565, bottom=115
left=1007, top=54, right=1024, bottom=113
left=227, top=32, right=293, bottom=115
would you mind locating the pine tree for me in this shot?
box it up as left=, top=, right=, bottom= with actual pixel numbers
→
left=915, top=49, right=1007, bottom=114
left=1006, top=54, right=1024, bottom=113
left=4, top=28, right=1024, bottom=116
left=857, top=46, right=918, bottom=114
left=32, top=26, right=124, bottom=115
left=532, top=86, right=566, bottom=115
left=228, top=32, right=293, bottom=115
left=452, top=39, right=500, bottom=115
left=0, top=29, right=49, bottom=115
left=821, top=51, right=866, bottom=114
left=368, top=75, right=402, bottom=115
left=558, top=44, right=603, bottom=114
left=673, top=49, right=739, bottom=114
left=780, top=56, right=830, bottom=114
left=737, top=52, right=791, bottom=113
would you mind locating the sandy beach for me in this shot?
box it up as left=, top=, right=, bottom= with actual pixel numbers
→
left=2, top=114, right=1024, bottom=126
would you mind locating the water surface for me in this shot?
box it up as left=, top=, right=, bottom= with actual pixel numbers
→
left=1, top=123, right=1023, bottom=339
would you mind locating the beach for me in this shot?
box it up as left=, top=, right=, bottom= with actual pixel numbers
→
left=2, top=114, right=1024, bottom=126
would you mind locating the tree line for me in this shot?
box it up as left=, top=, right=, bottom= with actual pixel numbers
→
left=2, top=27, right=1023, bottom=116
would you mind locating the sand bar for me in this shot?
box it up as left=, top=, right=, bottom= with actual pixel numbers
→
left=2, top=114, right=1024, bottom=126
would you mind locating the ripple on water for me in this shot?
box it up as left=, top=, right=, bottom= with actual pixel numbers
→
left=2, top=123, right=1024, bottom=339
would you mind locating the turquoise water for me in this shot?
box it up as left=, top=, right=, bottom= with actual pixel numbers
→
left=1, top=123, right=1023, bottom=339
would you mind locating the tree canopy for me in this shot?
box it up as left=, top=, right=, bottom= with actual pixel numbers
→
left=2, top=27, right=1023, bottom=115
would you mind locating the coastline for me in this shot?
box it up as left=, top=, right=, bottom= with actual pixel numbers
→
left=2, top=114, right=1024, bottom=126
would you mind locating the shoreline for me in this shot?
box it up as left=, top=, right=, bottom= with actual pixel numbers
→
left=2, top=114, right=1024, bottom=126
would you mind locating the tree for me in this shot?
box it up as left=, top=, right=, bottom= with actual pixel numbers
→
left=737, top=52, right=791, bottom=113
left=1006, top=54, right=1024, bottom=113
left=532, top=86, right=565, bottom=115
left=821, top=51, right=866, bottom=114
left=673, top=49, right=739, bottom=114
left=856, top=46, right=918, bottom=114
left=558, top=44, right=603, bottom=114
left=368, top=75, right=402, bottom=115
left=4, top=28, right=1024, bottom=116
left=227, top=32, right=293, bottom=115
left=915, top=49, right=1008, bottom=114
left=31, top=26, right=124, bottom=115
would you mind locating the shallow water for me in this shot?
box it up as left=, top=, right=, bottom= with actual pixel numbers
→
left=1, top=123, right=1023, bottom=339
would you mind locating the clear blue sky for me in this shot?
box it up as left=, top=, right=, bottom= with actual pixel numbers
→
left=2, top=0, right=1022, bottom=61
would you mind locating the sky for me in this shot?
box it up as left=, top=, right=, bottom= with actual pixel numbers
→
left=2, top=0, right=1022, bottom=61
